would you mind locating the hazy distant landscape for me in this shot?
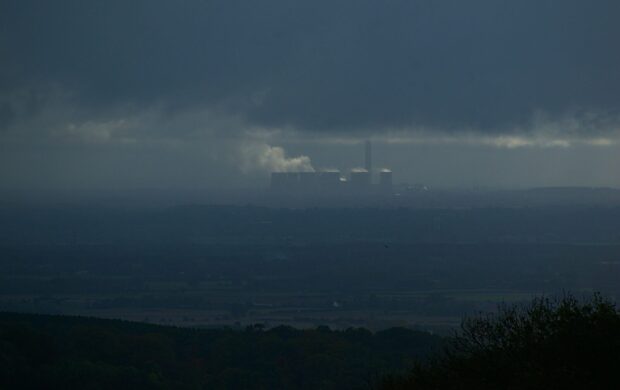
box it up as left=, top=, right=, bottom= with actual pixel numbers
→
left=2, top=188, right=619, bottom=333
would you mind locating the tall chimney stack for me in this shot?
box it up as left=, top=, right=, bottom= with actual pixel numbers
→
left=364, top=140, right=372, bottom=173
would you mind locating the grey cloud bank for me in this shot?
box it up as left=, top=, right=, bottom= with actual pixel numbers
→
left=0, top=0, right=619, bottom=189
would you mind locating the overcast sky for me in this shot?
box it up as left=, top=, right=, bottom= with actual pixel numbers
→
left=1, top=0, right=619, bottom=190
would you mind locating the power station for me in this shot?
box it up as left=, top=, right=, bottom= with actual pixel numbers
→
left=270, top=141, right=393, bottom=194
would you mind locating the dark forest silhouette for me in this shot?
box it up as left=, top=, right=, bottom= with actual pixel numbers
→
left=382, top=293, right=620, bottom=389
left=2, top=294, right=619, bottom=389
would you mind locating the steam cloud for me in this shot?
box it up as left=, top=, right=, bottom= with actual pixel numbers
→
left=241, top=144, right=315, bottom=173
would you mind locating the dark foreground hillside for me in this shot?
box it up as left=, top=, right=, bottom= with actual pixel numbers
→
left=3, top=294, right=619, bottom=390
left=0, top=312, right=440, bottom=390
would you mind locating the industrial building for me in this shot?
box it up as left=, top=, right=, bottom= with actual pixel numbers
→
left=270, top=141, right=393, bottom=195
left=349, top=169, right=371, bottom=188
left=379, top=169, right=393, bottom=190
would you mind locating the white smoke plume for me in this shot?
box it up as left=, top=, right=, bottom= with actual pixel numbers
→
left=240, top=143, right=315, bottom=173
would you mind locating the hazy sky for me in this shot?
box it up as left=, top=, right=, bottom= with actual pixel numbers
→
left=1, top=0, right=619, bottom=189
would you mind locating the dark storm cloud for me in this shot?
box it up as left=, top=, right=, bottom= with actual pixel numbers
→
left=1, top=0, right=619, bottom=133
